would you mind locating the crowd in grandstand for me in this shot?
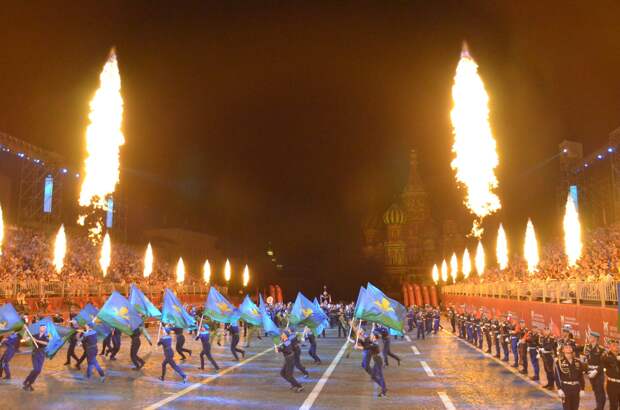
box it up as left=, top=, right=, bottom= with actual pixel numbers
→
left=464, top=224, right=620, bottom=283
left=0, top=225, right=176, bottom=297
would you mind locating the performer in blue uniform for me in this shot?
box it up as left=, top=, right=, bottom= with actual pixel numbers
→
left=195, top=324, right=219, bottom=371
left=130, top=327, right=145, bottom=370
left=229, top=321, right=245, bottom=361
left=173, top=327, right=192, bottom=361
left=305, top=327, right=321, bottom=364
left=82, top=322, right=105, bottom=382
left=158, top=327, right=188, bottom=382
left=278, top=330, right=303, bottom=392
left=0, top=331, right=21, bottom=380
left=23, top=325, right=49, bottom=392
left=109, top=328, right=122, bottom=361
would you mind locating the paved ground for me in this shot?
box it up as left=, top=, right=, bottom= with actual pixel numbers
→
left=0, top=327, right=598, bottom=409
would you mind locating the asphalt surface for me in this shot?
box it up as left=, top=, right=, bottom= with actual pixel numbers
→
left=0, top=326, right=598, bottom=409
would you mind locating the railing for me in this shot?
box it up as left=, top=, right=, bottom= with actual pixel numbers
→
left=442, top=279, right=618, bottom=307
left=0, top=279, right=226, bottom=300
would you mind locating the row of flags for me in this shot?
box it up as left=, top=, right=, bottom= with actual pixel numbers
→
left=0, top=282, right=407, bottom=354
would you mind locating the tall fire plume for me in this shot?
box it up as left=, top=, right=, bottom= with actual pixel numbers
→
left=462, top=248, right=471, bottom=279
left=432, top=264, right=439, bottom=284
left=441, top=259, right=448, bottom=283
left=100, top=233, right=111, bottom=277
left=450, top=253, right=458, bottom=283
left=475, top=241, right=485, bottom=277
left=176, top=257, right=185, bottom=284
left=496, top=224, right=508, bottom=270
left=563, top=194, right=582, bottom=267
left=53, top=225, right=67, bottom=273
left=224, top=259, right=231, bottom=282
left=450, top=43, right=501, bottom=237
left=143, top=243, right=153, bottom=278
left=243, top=264, right=250, bottom=287
left=78, top=48, right=125, bottom=241
left=203, top=260, right=211, bottom=283
left=524, top=219, right=539, bottom=274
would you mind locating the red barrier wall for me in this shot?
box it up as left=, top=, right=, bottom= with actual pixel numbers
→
left=402, top=285, right=409, bottom=307
left=275, top=285, right=283, bottom=303
left=407, top=284, right=415, bottom=308
left=422, top=286, right=430, bottom=305
left=430, top=286, right=438, bottom=307
left=414, top=285, right=422, bottom=306
left=444, top=294, right=620, bottom=343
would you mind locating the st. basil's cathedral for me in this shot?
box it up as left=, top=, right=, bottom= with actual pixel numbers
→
left=362, top=150, right=464, bottom=295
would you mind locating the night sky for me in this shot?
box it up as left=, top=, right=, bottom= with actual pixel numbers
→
left=1, top=1, right=620, bottom=296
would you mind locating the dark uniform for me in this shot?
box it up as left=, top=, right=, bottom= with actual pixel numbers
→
left=109, top=328, right=122, bottom=360
left=554, top=354, right=585, bottom=410
left=229, top=323, right=245, bottom=361
left=291, top=333, right=309, bottom=377
left=416, top=312, right=425, bottom=340
left=603, top=345, right=620, bottom=410
left=500, top=320, right=510, bottom=362
left=130, top=327, right=145, bottom=369
left=368, top=333, right=387, bottom=397
left=379, top=327, right=400, bottom=367
left=540, top=332, right=557, bottom=389
left=173, top=327, right=192, bottom=360
left=526, top=329, right=540, bottom=380
left=100, top=332, right=112, bottom=356
left=306, top=331, right=321, bottom=364
left=23, top=331, right=48, bottom=391
left=278, top=336, right=302, bottom=391
left=83, top=329, right=105, bottom=380
left=195, top=327, right=219, bottom=371
left=64, top=321, right=80, bottom=366
left=584, top=336, right=606, bottom=410
left=0, top=332, right=20, bottom=379
left=158, top=331, right=187, bottom=382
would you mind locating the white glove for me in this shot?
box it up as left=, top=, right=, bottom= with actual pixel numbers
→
left=558, top=390, right=565, bottom=399
left=588, top=370, right=598, bottom=379
left=579, top=390, right=585, bottom=398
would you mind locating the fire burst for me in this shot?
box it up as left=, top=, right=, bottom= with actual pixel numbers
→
left=143, top=243, right=153, bottom=278
left=78, top=48, right=125, bottom=241
left=224, top=259, right=231, bottom=282
left=441, top=259, right=448, bottom=283
left=563, top=194, right=582, bottom=267
left=450, top=43, right=501, bottom=237
left=432, top=264, right=439, bottom=284
left=203, top=260, right=211, bottom=283
left=176, top=257, right=185, bottom=284
left=462, top=248, right=471, bottom=279
left=53, top=225, right=66, bottom=273
left=524, top=219, right=539, bottom=273
left=243, top=264, right=250, bottom=287
left=496, top=224, right=508, bottom=270
left=100, top=233, right=111, bottom=277
left=450, top=253, right=458, bottom=283
left=475, top=241, right=485, bottom=277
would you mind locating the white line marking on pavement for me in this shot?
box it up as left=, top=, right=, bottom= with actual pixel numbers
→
left=299, top=341, right=349, bottom=410
left=420, top=360, right=435, bottom=377
left=441, top=329, right=558, bottom=400
left=405, top=335, right=412, bottom=342
left=144, top=347, right=273, bottom=410
left=438, top=391, right=456, bottom=410
left=411, top=345, right=420, bottom=355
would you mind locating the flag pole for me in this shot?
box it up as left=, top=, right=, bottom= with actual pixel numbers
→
left=354, top=320, right=364, bottom=346
left=24, top=325, right=40, bottom=349
left=197, top=314, right=204, bottom=332
left=155, top=321, right=163, bottom=344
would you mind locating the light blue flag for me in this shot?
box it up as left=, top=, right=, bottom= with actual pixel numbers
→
left=97, top=291, right=144, bottom=335
left=0, top=303, right=24, bottom=335
left=355, top=282, right=406, bottom=332
left=238, top=295, right=262, bottom=327
left=162, top=288, right=196, bottom=329
left=28, top=317, right=75, bottom=359
left=290, top=292, right=326, bottom=329
left=259, top=294, right=280, bottom=338
left=75, top=303, right=111, bottom=340
left=129, top=284, right=162, bottom=319
left=204, top=287, right=239, bottom=324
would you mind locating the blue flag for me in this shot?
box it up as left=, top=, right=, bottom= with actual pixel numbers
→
left=97, top=291, right=143, bottom=335
left=312, top=297, right=330, bottom=336
left=290, top=292, right=325, bottom=329
left=75, top=303, right=112, bottom=340
left=354, top=286, right=367, bottom=319
left=355, top=283, right=406, bottom=332
left=0, top=303, right=24, bottom=335
left=162, top=288, right=196, bottom=329
left=238, top=295, right=262, bottom=327
left=204, top=287, right=239, bottom=324
left=259, top=294, right=280, bottom=337
left=129, top=284, right=162, bottom=319
left=28, top=317, right=75, bottom=359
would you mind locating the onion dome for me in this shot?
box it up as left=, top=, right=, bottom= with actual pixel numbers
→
left=383, top=203, right=406, bottom=225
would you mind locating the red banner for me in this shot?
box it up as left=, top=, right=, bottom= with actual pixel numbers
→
left=444, top=295, right=620, bottom=343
